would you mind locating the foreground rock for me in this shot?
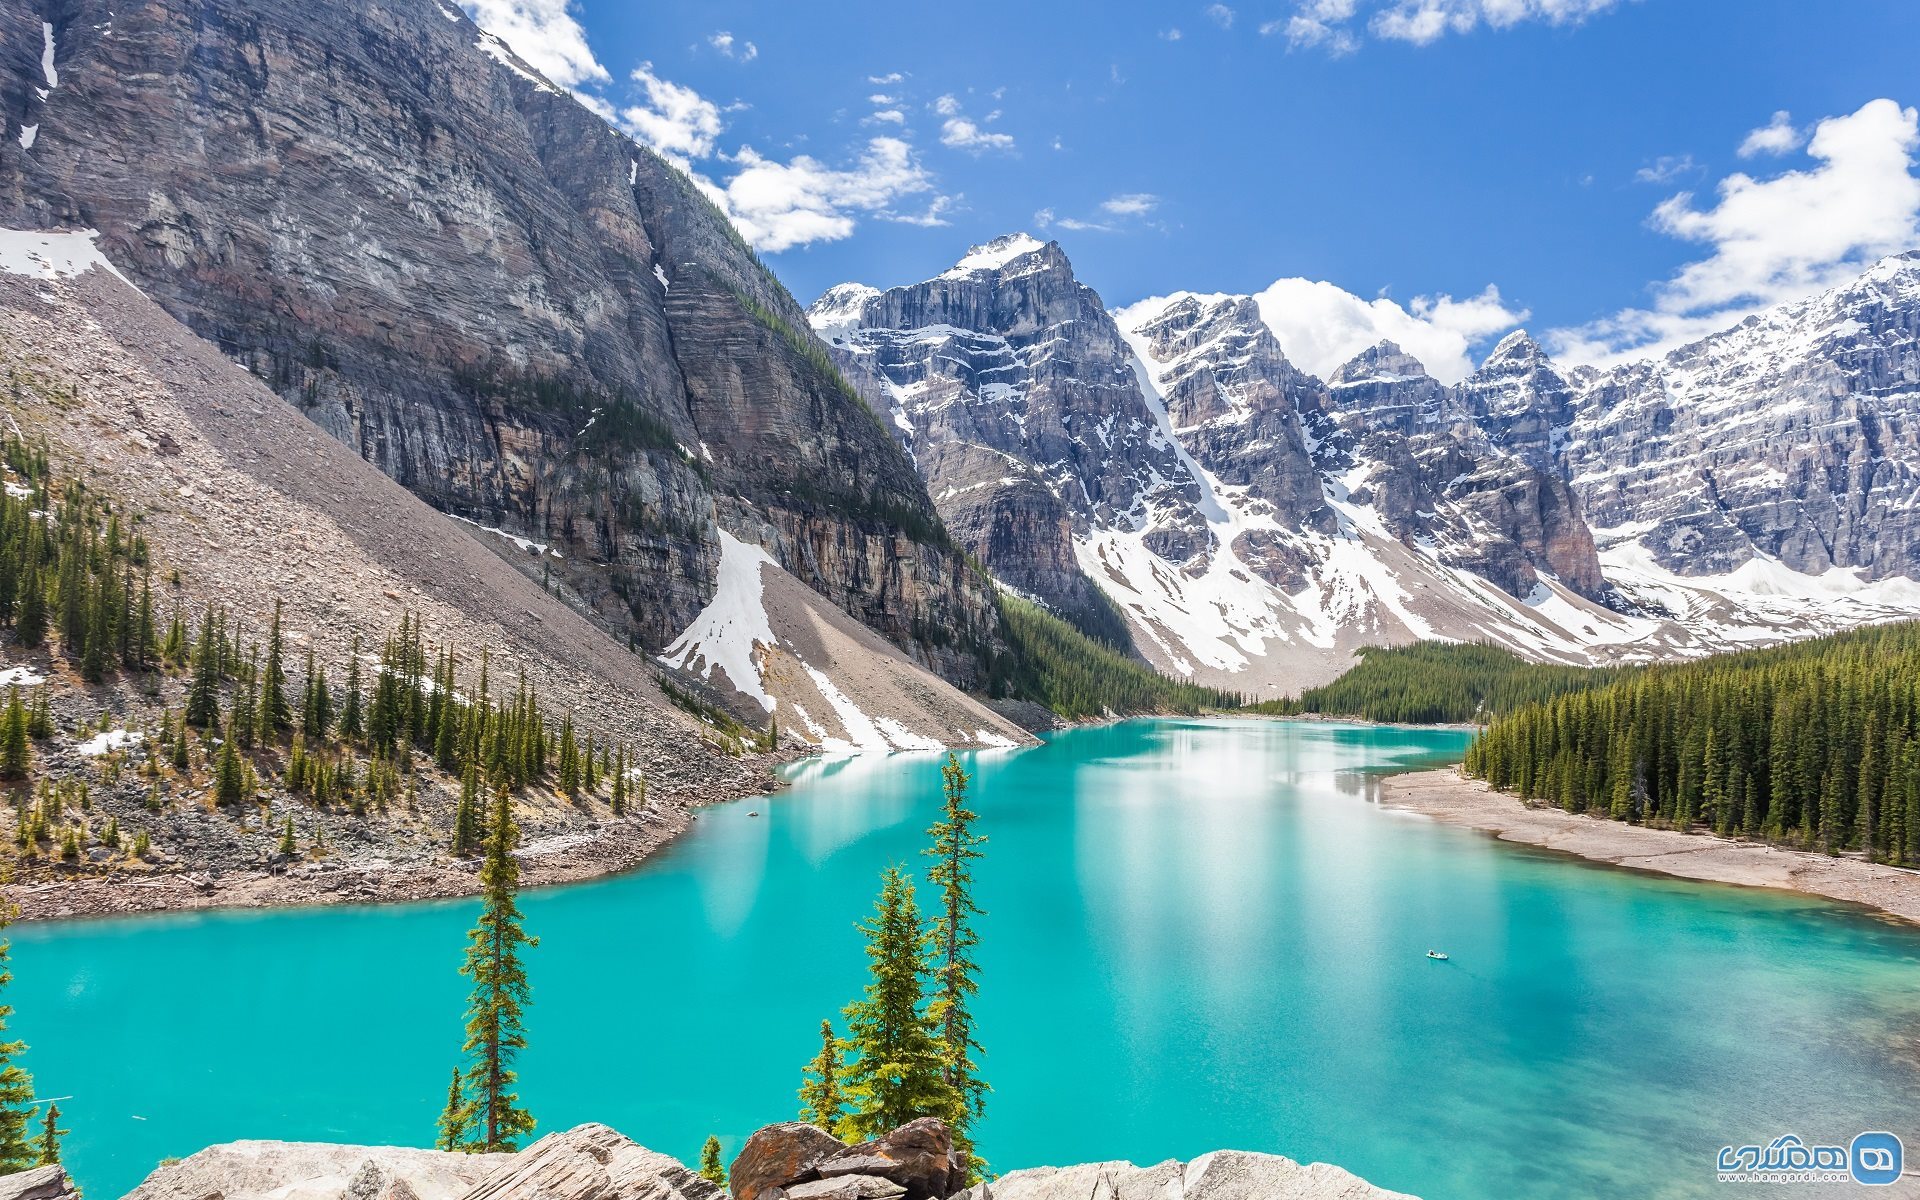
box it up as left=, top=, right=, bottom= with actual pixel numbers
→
left=0, top=1166, right=80, bottom=1200
left=122, top=1120, right=1414, bottom=1200
left=733, top=1118, right=961, bottom=1200
left=956, top=1151, right=1414, bottom=1200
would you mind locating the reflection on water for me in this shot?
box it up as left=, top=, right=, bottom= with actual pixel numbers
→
left=12, top=719, right=1920, bottom=1200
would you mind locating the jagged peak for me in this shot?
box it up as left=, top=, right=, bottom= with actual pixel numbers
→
left=1482, top=329, right=1546, bottom=367
left=1327, top=339, right=1432, bottom=386
left=938, top=232, right=1055, bottom=280
left=805, top=282, right=879, bottom=339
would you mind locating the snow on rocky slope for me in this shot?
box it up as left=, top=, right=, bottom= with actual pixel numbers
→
left=812, top=237, right=1920, bottom=695
left=658, top=530, right=1027, bottom=753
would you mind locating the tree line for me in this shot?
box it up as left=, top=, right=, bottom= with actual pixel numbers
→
left=990, top=595, right=1240, bottom=720
left=1252, top=641, right=1630, bottom=725
left=1465, top=621, right=1920, bottom=860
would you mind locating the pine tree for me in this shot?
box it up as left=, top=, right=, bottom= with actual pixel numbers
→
left=185, top=608, right=222, bottom=729
left=698, top=1136, right=726, bottom=1187
left=798, top=1018, right=844, bottom=1132
left=0, top=904, right=37, bottom=1172
left=435, top=1066, right=469, bottom=1152
left=924, top=754, right=987, bottom=1172
left=0, top=689, right=28, bottom=781
left=838, top=866, right=957, bottom=1142
left=341, top=637, right=365, bottom=743
left=258, top=599, right=291, bottom=736
left=457, top=787, right=538, bottom=1152
left=610, top=746, right=628, bottom=817
left=278, top=815, right=297, bottom=858
left=214, top=739, right=245, bottom=807
left=32, top=1102, right=63, bottom=1166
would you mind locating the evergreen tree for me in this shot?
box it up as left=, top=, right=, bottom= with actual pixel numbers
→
left=258, top=600, right=292, bottom=735
left=214, top=740, right=245, bottom=807
left=798, top=1018, right=844, bottom=1133
left=435, top=1066, right=469, bottom=1152
left=278, top=815, right=297, bottom=858
left=457, top=787, right=538, bottom=1152
left=698, top=1136, right=726, bottom=1187
left=838, top=867, right=957, bottom=1142
left=341, top=637, right=365, bottom=743
left=0, top=689, right=28, bottom=781
left=32, top=1102, right=63, bottom=1167
left=0, top=905, right=37, bottom=1172
left=185, top=608, right=222, bottom=729
left=924, top=754, right=987, bottom=1171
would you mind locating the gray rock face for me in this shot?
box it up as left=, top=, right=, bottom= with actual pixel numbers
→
left=0, top=0, right=1001, bottom=689
left=1556, top=254, right=1920, bottom=580
left=816, top=235, right=1195, bottom=643
left=124, top=1140, right=514, bottom=1200
left=953, top=1150, right=1415, bottom=1200
left=0, top=1166, right=79, bottom=1200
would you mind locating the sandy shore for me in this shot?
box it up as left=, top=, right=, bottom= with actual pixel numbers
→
left=1381, top=768, right=1920, bottom=925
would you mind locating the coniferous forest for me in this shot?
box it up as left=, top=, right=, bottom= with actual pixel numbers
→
left=1465, top=621, right=1920, bottom=861
left=1252, top=641, right=1628, bottom=724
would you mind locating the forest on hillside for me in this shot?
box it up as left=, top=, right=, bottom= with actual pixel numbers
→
left=1465, top=622, right=1920, bottom=862
left=991, top=595, right=1239, bottom=720
left=1252, top=642, right=1628, bottom=724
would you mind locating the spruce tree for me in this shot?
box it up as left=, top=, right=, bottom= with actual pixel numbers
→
left=214, top=740, right=245, bottom=807
left=341, top=637, right=365, bottom=743
left=925, top=754, right=987, bottom=1170
left=185, top=608, right=222, bottom=729
left=258, top=600, right=291, bottom=736
left=457, top=787, right=538, bottom=1152
left=698, top=1136, right=726, bottom=1187
left=435, top=1066, right=469, bottom=1152
left=838, top=866, right=956, bottom=1141
left=798, top=1018, right=844, bottom=1132
left=0, top=905, right=37, bottom=1172
left=0, top=689, right=28, bottom=781
left=32, top=1102, right=63, bottom=1166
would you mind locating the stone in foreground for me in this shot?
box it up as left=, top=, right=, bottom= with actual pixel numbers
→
left=728, top=1122, right=849, bottom=1200
left=0, top=1166, right=79, bottom=1200
left=955, top=1150, right=1416, bottom=1200
left=815, top=1119, right=961, bottom=1200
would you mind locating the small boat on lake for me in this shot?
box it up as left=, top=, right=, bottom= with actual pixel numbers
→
left=1427, top=950, right=1450, bottom=961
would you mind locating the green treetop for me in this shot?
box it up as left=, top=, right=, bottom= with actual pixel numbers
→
left=837, top=866, right=957, bottom=1142
left=457, top=787, right=538, bottom=1152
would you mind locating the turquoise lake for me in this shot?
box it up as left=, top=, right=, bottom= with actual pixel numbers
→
left=13, top=719, right=1920, bottom=1199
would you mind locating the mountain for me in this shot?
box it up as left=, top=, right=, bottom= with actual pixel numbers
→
left=812, top=238, right=1920, bottom=694
left=0, top=0, right=1005, bottom=713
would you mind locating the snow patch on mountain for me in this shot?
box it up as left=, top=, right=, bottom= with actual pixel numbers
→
left=0, top=229, right=130, bottom=284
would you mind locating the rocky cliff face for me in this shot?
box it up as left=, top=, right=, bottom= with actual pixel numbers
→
left=815, top=242, right=1646, bottom=694
left=0, top=0, right=1001, bottom=691
left=815, top=238, right=1920, bottom=693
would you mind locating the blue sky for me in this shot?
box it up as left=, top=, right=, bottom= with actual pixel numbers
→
left=463, top=0, right=1920, bottom=380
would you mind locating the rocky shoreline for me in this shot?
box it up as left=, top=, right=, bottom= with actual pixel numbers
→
left=15, top=1116, right=1414, bottom=1200
left=1381, top=768, right=1920, bottom=925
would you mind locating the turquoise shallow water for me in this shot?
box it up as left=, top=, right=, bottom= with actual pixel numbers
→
left=12, top=719, right=1920, bottom=1199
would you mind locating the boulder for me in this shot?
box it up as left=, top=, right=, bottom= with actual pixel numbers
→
left=460, top=1123, right=722, bottom=1200
left=125, top=1141, right=512, bottom=1200
left=949, top=1152, right=1416, bottom=1200
left=728, top=1123, right=847, bottom=1200
left=0, top=1165, right=80, bottom=1200
left=815, top=1119, right=958, bottom=1200
left=783, top=1178, right=907, bottom=1200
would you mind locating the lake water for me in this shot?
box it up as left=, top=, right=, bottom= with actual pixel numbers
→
left=13, top=719, right=1920, bottom=1199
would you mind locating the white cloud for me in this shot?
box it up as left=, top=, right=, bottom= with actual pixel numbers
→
left=1101, top=193, right=1160, bottom=216
left=1738, top=110, right=1804, bottom=158
left=941, top=118, right=1015, bottom=152
left=714, top=137, right=937, bottom=253
left=459, top=0, right=608, bottom=87
left=1248, top=279, right=1526, bottom=384
left=1634, top=153, right=1697, bottom=184
left=886, top=195, right=957, bottom=228
left=1207, top=3, right=1237, bottom=28
left=619, top=63, right=724, bottom=162
left=1372, top=0, right=1621, bottom=43
left=864, top=109, right=906, bottom=126
left=707, top=31, right=758, bottom=62
left=868, top=72, right=905, bottom=84
left=1271, top=0, right=1620, bottom=53
left=1160, top=27, right=1185, bottom=40
left=933, top=94, right=962, bottom=117
left=1551, top=99, right=1920, bottom=365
